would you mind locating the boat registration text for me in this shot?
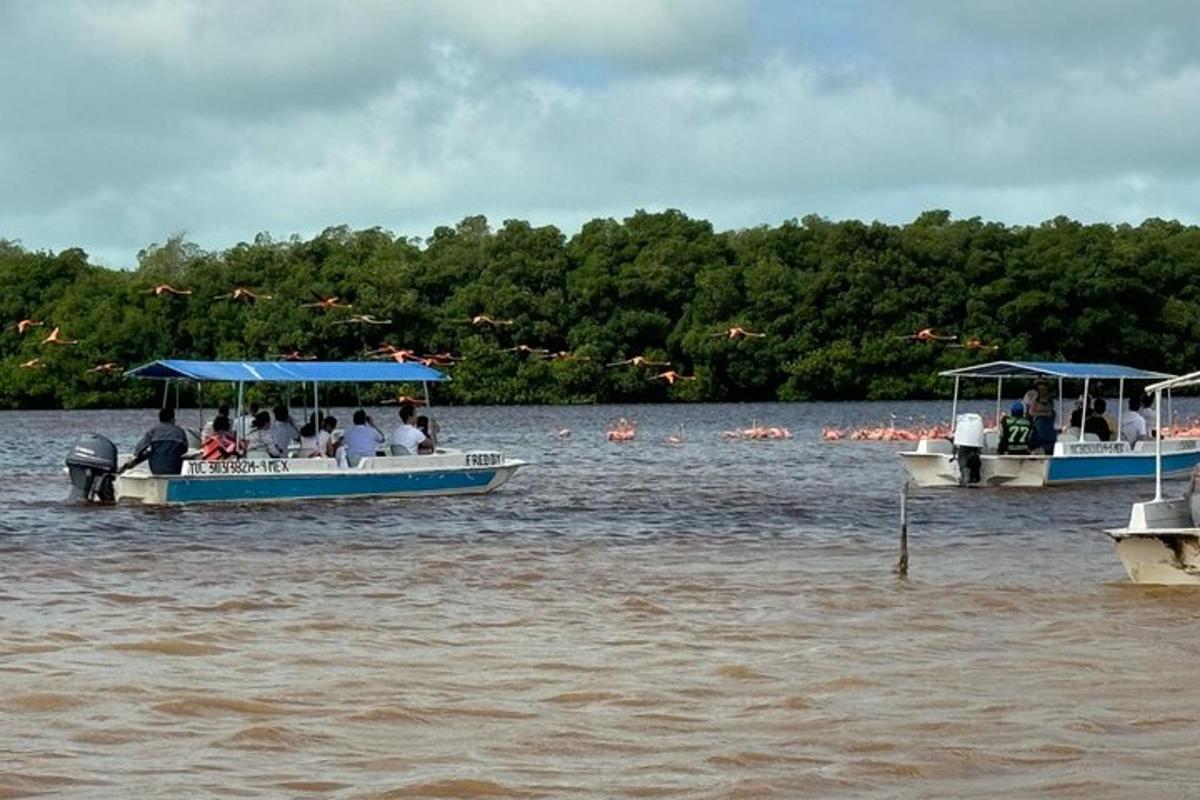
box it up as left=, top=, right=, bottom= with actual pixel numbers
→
left=185, top=459, right=291, bottom=476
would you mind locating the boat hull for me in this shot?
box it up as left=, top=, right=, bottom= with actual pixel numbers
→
left=1105, top=498, right=1200, bottom=584
left=901, top=438, right=1200, bottom=488
left=115, top=452, right=524, bottom=505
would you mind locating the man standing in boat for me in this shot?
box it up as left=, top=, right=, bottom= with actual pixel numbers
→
left=122, top=407, right=189, bottom=475
left=1026, top=381, right=1057, bottom=454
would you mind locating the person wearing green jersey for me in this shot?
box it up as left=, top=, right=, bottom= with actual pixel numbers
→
left=998, top=401, right=1037, bottom=455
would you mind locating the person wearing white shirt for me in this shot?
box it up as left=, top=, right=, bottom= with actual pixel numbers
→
left=235, top=403, right=260, bottom=440
left=343, top=409, right=384, bottom=466
left=271, top=405, right=300, bottom=455
left=1121, top=396, right=1148, bottom=444
left=389, top=402, right=429, bottom=455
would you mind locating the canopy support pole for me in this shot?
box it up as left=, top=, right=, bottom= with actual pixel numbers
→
left=314, top=381, right=320, bottom=426
left=1168, top=388, right=1174, bottom=438
left=236, top=381, right=244, bottom=451
left=1155, top=389, right=1163, bottom=501
left=422, top=380, right=431, bottom=409
left=162, top=380, right=170, bottom=409
left=994, top=378, right=1002, bottom=427
left=949, top=377, right=960, bottom=433
left=1117, top=379, right=1124, bottom=445
left=1057, top=378, right=1063, bottom=432
left=1079, top=378, right=1089, bottom=442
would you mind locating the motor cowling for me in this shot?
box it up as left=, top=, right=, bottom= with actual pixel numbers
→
left=66, top=433, right=118, bottom=503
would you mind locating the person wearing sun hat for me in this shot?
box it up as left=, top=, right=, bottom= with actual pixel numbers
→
left=997, top=399, right=1036, bottom=455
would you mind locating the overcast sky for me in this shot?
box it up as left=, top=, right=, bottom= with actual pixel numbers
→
left=2, top=0, right=1199, bottom=267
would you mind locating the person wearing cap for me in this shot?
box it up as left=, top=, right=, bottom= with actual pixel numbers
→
left=997, top=400, right=1036, bottom=455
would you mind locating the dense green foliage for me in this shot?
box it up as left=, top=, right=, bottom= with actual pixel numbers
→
left=2, top=210, right=1198, bottom=408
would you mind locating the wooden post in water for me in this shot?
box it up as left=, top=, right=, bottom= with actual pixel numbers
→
left=895, top=481, right=909, bottom=578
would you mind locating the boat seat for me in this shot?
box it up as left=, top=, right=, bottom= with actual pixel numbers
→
left=1083, top=433, right=1100, bottom=442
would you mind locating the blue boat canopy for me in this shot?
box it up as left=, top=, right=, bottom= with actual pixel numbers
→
left=939, top=361, right=1173, bottom=381
left=125, top=359, right=447, bottom=383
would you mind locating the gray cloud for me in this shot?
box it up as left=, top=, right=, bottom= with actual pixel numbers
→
left=1, top=0, right=1198, bottom=267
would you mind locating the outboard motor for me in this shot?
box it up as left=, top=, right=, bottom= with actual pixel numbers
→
left=952, top=413, right=984, bottom=487
left=66, top=433, right=118, bottom=503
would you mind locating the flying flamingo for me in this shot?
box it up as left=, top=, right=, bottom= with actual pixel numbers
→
left=542, top=350, right=588, bottom=361
left=460, top=314, right=514, bottom=326
left=898, top=327, right=956, bottom=342
left=714, top=326, right=766, bottom=340
left=87, top=362, right=123, bottom=374
left=654, top=370, right=695, bottom=385
left=15, top=319, right=43, bottom=334
left=271, top=350, right=317, bottom=361
left=380, top=395, right=427, bottom=406
left=333, top=314, right=392, bottom=326
left=421, top=352, right=459, bottom=366
left=302, top=296, right=352, bottom=311
left=607, top=355, right=671, bottom=368
left=144, top=283, right=192, bottom=296
left=216, top=287, right=272, bottom=302
left=19, top=357, right=44, bottom=369
left=41, top=326, right=78, bottom=346
left=367, top=347, right=420, bottom=363
left=950, top=338, right=999, bottom=352
left=501, top=344, right=549, bottom=356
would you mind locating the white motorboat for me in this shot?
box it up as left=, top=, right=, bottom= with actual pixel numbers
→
left=899, top=361, right=1200, bottom=487
left=65, top=359, right=525, bottom=505
left=1105, top=369, right=1200, bottom=584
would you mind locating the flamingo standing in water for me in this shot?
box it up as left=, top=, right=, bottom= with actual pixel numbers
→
left=665, top=425, right=685, bottom=446
left=606, top=418, right=637, bottom=442
left=897, top=327, right=956, bottom=343
left=41, top=327, right=78, bottom=345
left=144, top=283, right=192, bottom=296
left=15, top=319, right=43, bottom=334
left=714, top=326, right=766, bottom=340
left=607, top=355, right=670, bottom=368
left=302, top=296, right=352, bottom=311
left=549, top=427, right=573, bottom=439
left=654, top=370, right=695, bottom=385
left=216, top=287, right=272, bottom=302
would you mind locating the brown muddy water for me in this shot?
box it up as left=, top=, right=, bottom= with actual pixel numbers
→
left=2, top=402, right=1200, bottom=799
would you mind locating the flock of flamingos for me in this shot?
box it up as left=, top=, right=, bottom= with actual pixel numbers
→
left=15, top=289, right=1048, bottom=443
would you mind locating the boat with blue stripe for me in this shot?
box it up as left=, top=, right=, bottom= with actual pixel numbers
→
left=99, top=359, right=525, bottom=505
left=900, top=361, right=1200, bottom=487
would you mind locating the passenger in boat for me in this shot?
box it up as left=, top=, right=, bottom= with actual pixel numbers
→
left=201, top=405, right=230, bottom=440
left=1121, top=395, right=1148, bottom=444
left=297, top=421, right=323, bottom=457
left=1140, top=393, right=1157, bottom=436
left=389, top=402, right=428, bottom=456
left=271, top=405, right=300, bottom=455
left=344, top=409, right=385, bottom=466
left=1026, top=381, right=1057, bottom=454
left=997, top=401, right=1036, bottom=455
left=416, top=415, right=438, bottom=454
left=201, top=415, right=240, bottom=461
left=318, top=416, right=338, bottom=458
left=1085, top=398, right=1113, bottom=442
left=245, top=411, right=283, bottom=458
left=122, top=407, right=189, bottom=475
